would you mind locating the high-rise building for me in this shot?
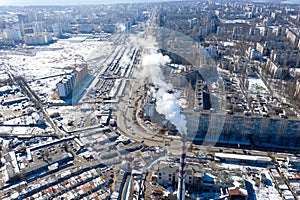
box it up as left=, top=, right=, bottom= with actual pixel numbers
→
left=33, top=22, right=44, bottom=33
left=23, top=23, right=34, bottom=34
left=17, top=14, right=29, bottom=23
left=36, top=12, right=45, bottom=21
left=24, top=33, right=53, bottom=45
left=57, top=66, right=88, bottom=99
left=57, top=73, right=76, bottom=99
left=287, top=29, right=298, bottom=45
left=28, top=12, right=37, bottom=22
left=2, top=27, right=22, bottom=42
left=52, top=23, right=63, bottom=37
left=57, top=81, right=68, bottom=98
left=76, top=64, right=88, bottom=84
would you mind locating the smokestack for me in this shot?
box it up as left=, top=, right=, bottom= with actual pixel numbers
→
left=177, top=134, right=187, bottom=200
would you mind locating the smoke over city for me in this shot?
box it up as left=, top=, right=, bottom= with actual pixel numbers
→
left=116, top=23, right=126, bottom=32
left=154, top=88, right=187, bottom=135
left=138, top=49, right=187, bottom=135
left=139, top=50, right=171, bottom=89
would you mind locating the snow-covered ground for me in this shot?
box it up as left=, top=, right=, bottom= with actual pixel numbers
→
left=248, top=78, right=269, bottom=94
left=0, top=70, right=9, bottom=83
left=29, top=76, right=64, bottom=102
left=46, top=105, right=99, bottom=132
left=0, top=37, right=114, bottom=104
left=0, top=38, right=113, bottom=80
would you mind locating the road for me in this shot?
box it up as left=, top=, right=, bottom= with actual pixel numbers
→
left=5, top=65, right=66, bottom=137
left=115, top=10, right=188, bottom=153
left=116, top=77, right=186, bottom=156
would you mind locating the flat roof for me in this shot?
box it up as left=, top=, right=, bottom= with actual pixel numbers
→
left=23, top=152, right=72, bottom=174
left=215, top=153, right=272, bottom=162
left=2, top=97, right=29, bottom=104
left=0, top=86, right=12, bottom=92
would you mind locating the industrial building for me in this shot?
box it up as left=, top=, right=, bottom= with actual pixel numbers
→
left=157, top=160, right=247, bottom=199
left=1, top=136, right=84, bottom=184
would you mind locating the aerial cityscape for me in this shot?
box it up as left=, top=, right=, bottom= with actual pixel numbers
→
left=0, top=0, right=300, bottom=199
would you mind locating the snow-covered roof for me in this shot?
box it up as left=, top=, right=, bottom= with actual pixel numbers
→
left=215, top=153, right=272, bottom=163
left=0, top=85, right=12, bottom=93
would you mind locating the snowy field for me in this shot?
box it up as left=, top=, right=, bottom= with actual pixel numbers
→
left=0, top=37, right=114, bottom=102
left=0, top=37, right=113, bottom=80
left=248, top=78, right=269, bottom=94
left=0, top=69, right=10, bottom=84
left=47, top=105, right=99, bottom=132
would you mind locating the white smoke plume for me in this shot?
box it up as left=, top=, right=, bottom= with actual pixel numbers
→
left=138, top=49, right=187, bottom=135
left=139, top=50, right=172, bottom=89
left=129, top=34, right=157, bottom=49
left=116, top=23, right=126, bottom=32
left=154, top=88, right=187, bottom=135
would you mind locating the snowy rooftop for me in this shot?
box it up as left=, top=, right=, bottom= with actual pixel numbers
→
left=215, top=153, right=272, bottom=163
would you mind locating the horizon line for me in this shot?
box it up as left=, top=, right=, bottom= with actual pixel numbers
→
left=0, top=0, right=185, bottom=7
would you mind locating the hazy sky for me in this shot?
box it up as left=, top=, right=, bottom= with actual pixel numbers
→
left=0, top=0, right=174, bottom=6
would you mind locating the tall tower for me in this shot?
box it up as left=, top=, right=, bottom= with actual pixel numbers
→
left=177, top=134, right=187, bottom=200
